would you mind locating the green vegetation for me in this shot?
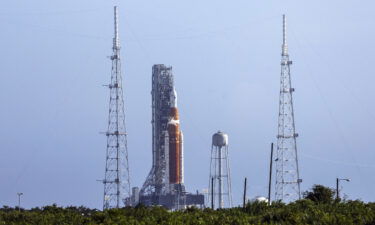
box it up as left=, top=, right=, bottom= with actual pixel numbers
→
left=1, top=185, right=374, bottom=225
left=303, top=184, right=336, bottom=203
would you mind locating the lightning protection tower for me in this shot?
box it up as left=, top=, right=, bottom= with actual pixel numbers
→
left=102, top=6, right=131, bottom=209
left=274, top=15, right=301, bottom=202
left=208, top=131, right=232, bottom=209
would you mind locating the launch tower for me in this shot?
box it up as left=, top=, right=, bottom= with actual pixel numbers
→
left=274, top=15, right=302, bottom=202
left=137, top=65, right=204, bottom=209
left=141, top=65, right=179, bottom=196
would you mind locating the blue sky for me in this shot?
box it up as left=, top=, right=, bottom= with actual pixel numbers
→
left=0, top=0, right=374, bottom=209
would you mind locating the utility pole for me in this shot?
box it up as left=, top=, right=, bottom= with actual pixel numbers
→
left=275, top=14, right=302, bottom=202
left=102, top=6, right=131, bottom=209
left=243, top=177, right=247, bottom=208
left=336, top=178, right=339, bottom=200
left=211, top=177, right=214, bottom=209
left=268, top=143, right=274, bottom=205
left=17, top=193, right=23, bottom=212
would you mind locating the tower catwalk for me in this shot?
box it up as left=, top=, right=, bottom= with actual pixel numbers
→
left=102, top=6, right=131, bottom=209
left=275, top=15, right=301, bottom=202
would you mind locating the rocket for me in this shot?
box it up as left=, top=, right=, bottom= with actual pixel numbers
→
left=167, top=88, right=184, bottom=185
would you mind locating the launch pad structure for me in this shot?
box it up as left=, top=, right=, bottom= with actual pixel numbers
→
left=130, top=64, right=204, bottom=209
left=141, top=65, right=176, bottom=196
left=101, top=7, right=301, bottom=209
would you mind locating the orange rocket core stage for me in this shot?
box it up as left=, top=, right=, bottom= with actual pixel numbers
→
left=168, top=107, right=182, bottom=184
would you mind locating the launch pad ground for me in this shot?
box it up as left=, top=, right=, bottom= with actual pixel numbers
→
left=139, top=192, right=204, bottom=210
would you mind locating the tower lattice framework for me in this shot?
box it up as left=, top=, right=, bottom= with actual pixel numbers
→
left=141, top=65, right=174, bottom=196
left=275, top=15, right=301, bottom=202
left=103, top=6, right=131, bottom=209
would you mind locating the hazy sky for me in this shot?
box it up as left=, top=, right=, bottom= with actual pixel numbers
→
left=0, top=0, right=374, bottom=209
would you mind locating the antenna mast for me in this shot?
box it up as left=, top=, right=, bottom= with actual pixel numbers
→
left=103, top=6, right=131, bottom=209
left=275, top=14, right=301, bottom=202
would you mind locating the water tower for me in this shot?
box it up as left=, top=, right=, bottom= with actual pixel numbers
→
left=208, top=131, right=232, bottom=208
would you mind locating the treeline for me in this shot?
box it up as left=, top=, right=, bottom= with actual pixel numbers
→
left=1, top=185, right=375, bottom=225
